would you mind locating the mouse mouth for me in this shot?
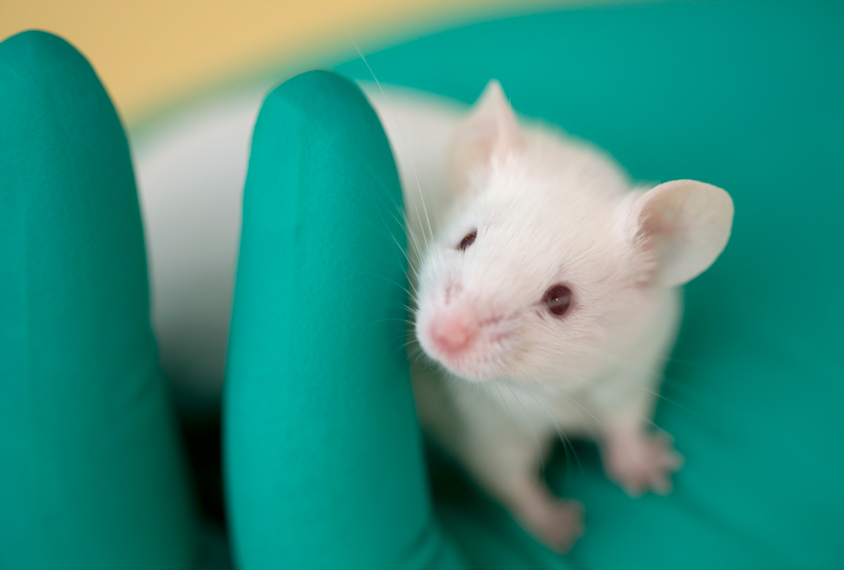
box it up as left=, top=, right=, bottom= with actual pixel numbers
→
left=436, top=356, right=503, bottom=383
left=416, top=308, right=511, bottom=382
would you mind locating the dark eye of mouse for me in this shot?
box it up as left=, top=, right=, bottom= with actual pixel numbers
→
left=544, top=284, right=572, bottom=317
left=457, top=230, right=477, bottom=251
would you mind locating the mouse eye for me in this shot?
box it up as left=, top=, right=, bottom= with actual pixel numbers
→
left=457, top=230, right=477, bottom=251
left=544, top=284, right=572, bottom=317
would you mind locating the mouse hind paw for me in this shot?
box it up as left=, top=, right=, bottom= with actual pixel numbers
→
left=520, top=498, right=585, bottom=553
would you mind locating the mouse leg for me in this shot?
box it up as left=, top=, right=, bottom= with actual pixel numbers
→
left=586, top=352, right=684, bottom=497
left=413, top=372, right=584, bottom=551
left=462, top=436, right=584, bottom=553
left=504, top=473, right=585, bottom=553
left=599, top=378, right=683, bottom=497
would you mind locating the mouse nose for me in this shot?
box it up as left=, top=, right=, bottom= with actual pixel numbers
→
left=430, top=312, right=477, bottom=355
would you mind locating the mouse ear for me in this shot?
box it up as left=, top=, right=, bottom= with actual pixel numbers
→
left=630, top=180, right=734, bottom=287
left=450, top=79, right=524, bottom=192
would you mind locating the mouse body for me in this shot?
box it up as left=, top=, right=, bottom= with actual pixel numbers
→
left=364, top=80, right=734, bottom=552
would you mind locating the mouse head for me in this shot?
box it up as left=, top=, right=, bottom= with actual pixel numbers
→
left=413, top=80, right=734, bottom=387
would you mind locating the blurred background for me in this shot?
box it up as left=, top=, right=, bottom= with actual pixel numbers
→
left=2, top=0, right=593, bottom=129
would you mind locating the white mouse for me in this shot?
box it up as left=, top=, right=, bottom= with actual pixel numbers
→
left=134, top=77, right=732, bottom=552
left=365, top=80, right=734, bottom=552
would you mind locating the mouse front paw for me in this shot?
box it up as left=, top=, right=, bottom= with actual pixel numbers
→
left=602, top=430, right=684, bottom=497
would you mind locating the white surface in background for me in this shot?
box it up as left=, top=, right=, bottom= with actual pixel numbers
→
left=132, top=89, right=265, bottom=399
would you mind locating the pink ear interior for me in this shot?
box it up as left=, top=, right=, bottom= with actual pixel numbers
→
left=449, top=79, right=524, bottom=192
left=634, top=180, right=734, bottom=287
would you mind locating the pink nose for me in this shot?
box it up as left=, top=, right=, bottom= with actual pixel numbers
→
left=430, top=313, right=476, bottom=354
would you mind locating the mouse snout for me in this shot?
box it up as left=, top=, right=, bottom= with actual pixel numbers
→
left=429, top=310, right=477, bottom=355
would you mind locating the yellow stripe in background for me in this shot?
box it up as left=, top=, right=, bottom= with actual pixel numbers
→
left=0, top=0, right=615, bottom=128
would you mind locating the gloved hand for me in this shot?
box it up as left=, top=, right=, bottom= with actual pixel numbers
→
left=0, top=31, right=196, bottom=570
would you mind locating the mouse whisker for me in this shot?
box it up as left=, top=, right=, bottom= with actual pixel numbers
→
left=352, top=270, right=416, bottom=299
left=502, top=382, right=545, bottom=470
left=349, top=37, right=436, bottom=255
left=369, top=182, right=422, bottom=273
left=367, top=317, right=414, bottom=329
left=488, top=381, right=520, bottom=438
left=522, top=389, right=585, bottom=481
left=359, top=166, right=405, bottom=226
left=578, top=347, right=717, bottom=429
left=575, top=381, right=662, bottom=434
left=555, top=390, right=612, bottom=439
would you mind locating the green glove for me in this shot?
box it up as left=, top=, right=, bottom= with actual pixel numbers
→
left=0, top=31, right=196, bottom=570
left=223, top=70, right=468, bottom=570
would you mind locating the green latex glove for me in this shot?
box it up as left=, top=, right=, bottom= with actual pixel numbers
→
left=223, top=69, right=467, bottom=570
left=0, top=31, right=196, bottom=570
